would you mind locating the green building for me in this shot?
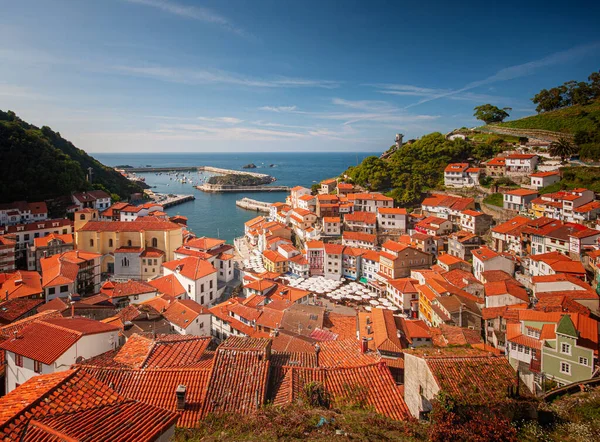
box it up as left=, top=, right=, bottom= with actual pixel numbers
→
left=541, top=315, right=595, bottom=387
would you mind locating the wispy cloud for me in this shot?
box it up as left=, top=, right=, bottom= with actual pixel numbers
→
left=197, top=116, right=243, bottom=124
left=370, top=84, right=509, bottom=104
left=0, top=84, right=49, bottom=100
left=124, top=0, right=252, bottom=39
left=402, top=41, right=600, bottom=108
left=112, top=65, right=340, bottom=88
left=258, top=105, right=298, bottom=112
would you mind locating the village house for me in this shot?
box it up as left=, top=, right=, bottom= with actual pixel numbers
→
left=530, top=188, right=595, bottom=222
left=320, top=178, right=337, bottom=194
left=491, top=215, right=531, bottom=254
left=323, top=243, right=344, bottom=280
left=447, top=231, right=482, bottom=261
left=336, top=182, right=354, bottom=196
left=322, top=216, right=341, bottom=236
left=377, top=207, right=407, bottom=232
left=527, top=251, right=586, bottom=280
left=344, top=211, right=377, bottom=234
left=176, top=236, right=235, bottom=283
left=0, top=201, right=48, bottom=227
left=486, top=157, right=506, bottom=177
left=530, top=171, right=561, bottom=189
left=27, top=233, right=74, bottom=271
left=289, top=185, right=312, bottom=208
left=386, top=277, right=420, bottom=314
left=0, top=316, right=119, bottom=392
left=40, top=250, right=102, bottom=300
left=421, top=194, right=475, bottom=223
left=505, top=153, right=539, bottom=175
left=403, top=348, right=523, bottom=419
left=443, top=163, right=480, bottom=188
left=503, top=188, right=538, bottom=211
left=262, top=249, right=289, bottom=274
left=361, top=250, right=380, bottom=282
left=472, top=246, right=515, bottom=281
left=0, top=235, right=16, bottom=273
left=378, top=241, right=433, bottom=280
left=0, top=218, right=74, bottom=264
left=484, top=277, right=529, bottom=308
left=71, top=190, right=112, bottom=211
left=297, top=194, right=316, bottom=212
left=415, top=216, right=452, bottom=237
left=289, top=208, right=318, bottom=231
left=305, top=240, right=324, bottom=275
left=316, top=194, right=340, bottom=218
left=342, top=231, right=377, bottom=250
left=162, top=256, right=219, bottom=307
left=460, top=210, right=493, bottom=235
left=347, top=192, right=393, bottom=212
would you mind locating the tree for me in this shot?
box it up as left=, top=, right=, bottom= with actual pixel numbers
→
left=473, top=104, right=511, bottom=124
left=549, top=137, right=577, bottom=162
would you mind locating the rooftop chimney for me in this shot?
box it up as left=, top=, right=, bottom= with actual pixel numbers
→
left=176, top=385, right=187, bottom=411
left=314, top=343, right=321, bottom=367
left=360, top=337, right=368, bottom=353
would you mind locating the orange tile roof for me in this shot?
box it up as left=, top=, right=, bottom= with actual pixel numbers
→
left=348, top=192, right=393, bottom=202
left=163, top=299, right=209, bottom=329
left=486, top=157, right=506, bottom=166
left=0, top=298, right=44, bottom=324
left=323, top=216, right=340, bottom=223
left=100, top=279, right=157, bottom=298
left=485, top=279, right=529, bottom=303
left=0, top=317, right=118, bottom=364
left=530, top=171, right=560, bottom=177
left=491, top=216, right=531, bottom=235
left=503, top=188, right=538, bottom=196
left=506, top=153, right=537, bottom=159
left=162, top=256, right=217, bottom=280
left=444, top=162, right=469, bottom=172
left=148, top=274, right=186, bottom=297
left=377, top=207, right=407, bottom=215
left=324, top=243, right=345, bottom=255
left=32, top=233, right=73, bottom=248
left=305, top=240, right=324, bottom=249
left=0, top=271, right=43, bottom=300
left=273, top=363, right=409, bottom=420
left=343, top=231, right=376, bottom=243
left=344, top=211, right=377, bottom=224
left=0, top=310, right=63, bottom=339
left=262, top=249, right=288, bottom=263
left=472, top=246, right=500, bottom=262
left=78, top=219, right=181, bottom=232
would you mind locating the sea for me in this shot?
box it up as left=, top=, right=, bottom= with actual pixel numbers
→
left=94, top=152, right=375, bottom=243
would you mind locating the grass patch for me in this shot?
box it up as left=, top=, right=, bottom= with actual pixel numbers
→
left=484, top=193, right=503, bottom=207
left=539, top=166, right=600, bottom=194
left=492, top=100, right=600, bottom=134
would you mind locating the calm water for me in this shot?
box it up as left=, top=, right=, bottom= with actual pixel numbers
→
left=94, top=152, right=374, bottom=243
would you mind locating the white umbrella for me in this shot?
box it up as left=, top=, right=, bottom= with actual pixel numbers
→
left=369, top=292, right=378, bottom=298
left=361, top=294, right=371, bottom=300
left=375, top=305, right=385, bottom=309
left=387, top=306, right=399, bottom=311
left=369, top=300, right=379, bottom=306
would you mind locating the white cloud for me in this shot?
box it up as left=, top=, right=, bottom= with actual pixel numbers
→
left=111, top=65, right=339, bottom=88
left=124, top=0, right=252, bottom=38
left=258, top=105, right=298, bottom=112
left=197, top=116, right=243, bottom=124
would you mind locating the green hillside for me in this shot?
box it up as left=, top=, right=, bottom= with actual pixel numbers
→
left=492, top=100, right=600, bottom=134
left=0, top=110, right=144, bottom=203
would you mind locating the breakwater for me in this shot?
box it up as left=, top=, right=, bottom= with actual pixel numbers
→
left=236, top=198, right=272, bottom=212
left=119, top=165, right=272, bottom=179
left=197, top=184, right=290, bottom=193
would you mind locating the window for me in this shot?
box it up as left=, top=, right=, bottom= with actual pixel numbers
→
left=201, top=283, right=205, bottom=292
left=188, top=284, right=192, bottom=293
left=152, top=238, right=158, bottom=248
left=109, top=239, right=113, bottom=247
left=80, top=214, right=86, bottom=220
left=524, top=347, right=530, bottom=355
left=127, top=240, right=132, bottom=246
left=210, top=280, right=213, bottom=289
left=34, top=360, right=42, bottom=373
left=561, top=343, right=571, bottom=355
left=15, top=354, right=23, bottom=367
left=579, top=356, right=589, bottom=366
left=90, top=239, right=94, bottom=247
left=560, top=362, right=571, bottom=374
left=48, top=287, right=56, bottom=295
left=200, top=296, right=205, bottom=304
left=60, top=285, right=68, bottom=293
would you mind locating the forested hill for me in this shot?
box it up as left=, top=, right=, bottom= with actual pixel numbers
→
left=0, top=110, right=144, bottom=203
left=344, top=132, right=503, bottom=205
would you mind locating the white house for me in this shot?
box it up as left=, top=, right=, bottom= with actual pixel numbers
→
left=444, top=163, right=480, bottom=188
left=162, top=256, right=218, bottom=307
left=162, top=299, right=211, bottom=336
left=71, top=190, right=112, bottom=211
left=377, top=207, right=407, bottom=232
left=503, top=189, right=538, bottom=211
left=530, top=171, right=560, bottom=189
left=347, top=193, right=393, bottom=212
left=322, top=217, right=341, bottom=236
left=472, top=246, right=515, bottom=281
left=0, top=201, right=48, bottom=227
left=323, top=243, right=344, bottom=280
left=505, top=154, right=539, bottom=175
left=0, top=317, right=119, bottom=393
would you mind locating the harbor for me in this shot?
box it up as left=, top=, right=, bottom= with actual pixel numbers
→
left=235, top=198, right=272, bottom=212
left=145, top=190, right=195, bottom=208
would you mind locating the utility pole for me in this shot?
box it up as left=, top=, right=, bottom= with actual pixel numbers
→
left=87, top=167, right=93, bottom=184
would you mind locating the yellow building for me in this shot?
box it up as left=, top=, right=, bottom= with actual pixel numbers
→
left=75, top=217, right=183, bottom=273
left=262, top=250, right=288, bottom=274
left=417, top=284, right=436, bottom=326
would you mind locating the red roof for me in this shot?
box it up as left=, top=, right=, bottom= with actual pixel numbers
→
left=0, top=317, right=118, bottom=364
left=503, top=188, right=538, bottom=196
left=472, top=246, right=500, bottom=262
left=444, top=163, right=469, bottom=173
left=343, top=231, right=376, bottom=243
left=530, top=171, right=560, bottom=178
left=162, top=256, right=217, bottom=280
left=344, top=211, right=377, bottom=224
left=78, top=219, right=182, bottom=232
left=33, top=233, right=73, bottom=248
left=377, top=207, right=407, bottom=215
left=0, top=271, right=43, bottom=300
left=101, top=279, right=157, bottom=298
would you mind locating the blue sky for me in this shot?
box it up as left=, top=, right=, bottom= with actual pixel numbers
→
left=1, top=0, right=599, bottom=153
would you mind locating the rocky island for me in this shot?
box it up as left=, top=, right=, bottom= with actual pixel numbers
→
left=242, top=163, right=257, bottom=169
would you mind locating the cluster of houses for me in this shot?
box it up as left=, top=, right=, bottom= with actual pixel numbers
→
left=1, top=163, right=600, bottom=435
